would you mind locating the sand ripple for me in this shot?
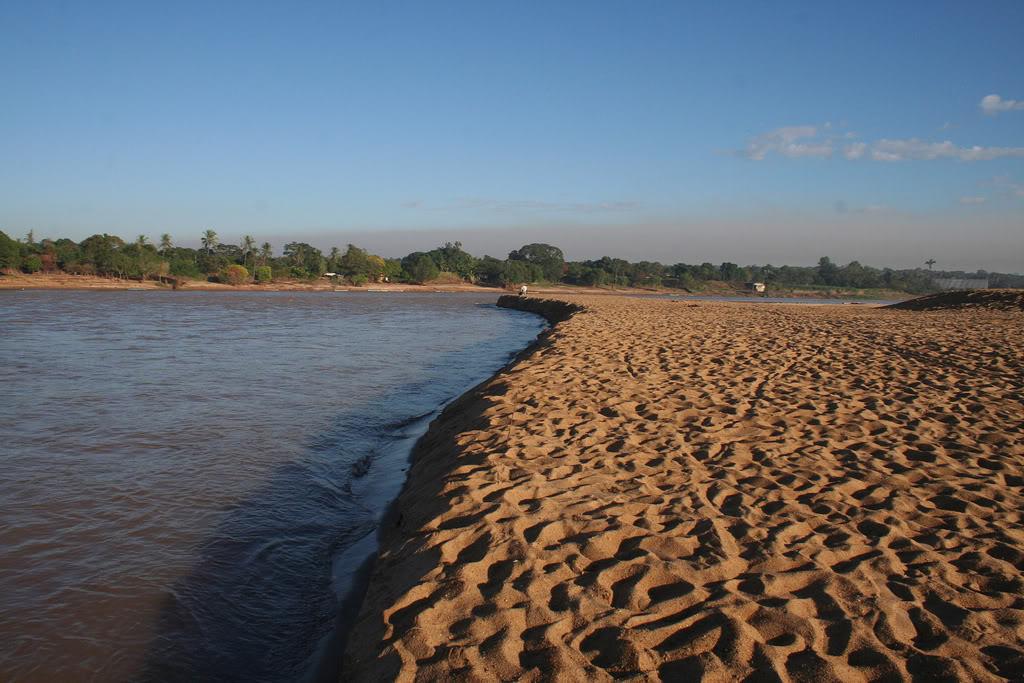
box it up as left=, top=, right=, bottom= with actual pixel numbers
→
left=345, top=297, right=1024, bottom=681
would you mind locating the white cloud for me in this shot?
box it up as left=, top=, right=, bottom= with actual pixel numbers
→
left=740, top=126, right=833, bottom=160
left=869, top=138, right=1024, bottom=162
left=980, top=94, right=1024, bottom=115
left=959, top=196, right=987, bottom=205
left=843, top=142, right=867, bottom=160
left=744, top=123, right=1024, bottom=163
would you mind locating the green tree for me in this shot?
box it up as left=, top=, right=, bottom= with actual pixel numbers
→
left=240, top=235, right=256, bottom=268
left=696, top=262, right=717, bottom=280
left=630, top=261, right=665, bottom=288
left=254, top=265, right=273, bottom=283
left=0, top=230, right=21, bottom=270
left=22, top=254, right=43, bottom=273
left=402, top=252, right=440, bottom=283
left=429, top=241, right=477, bottom=280
left=338, top=244, right=375, bottom=280
left=718, top=262, right=742, bottom=281
left=500, top=259, right=536, bottom=286
left=382, top=258, right=403, bottom=282
left=79, top=234, right=126, bottom=276
left=166, top=246, right=203, bottom=278
left=259, top=242, right=273, bottom=266
left=474, top=255, right=505, bottom=286
left=159, top=233, right=173, bottom=254
left=196, top=248, right=229, bottom=276
left=327, top=246, right=341, bottom=272
left=816, top=256, right=839, bottom=285
left=52, top=238, right=82, bottom=270
left=283, top=242, right=325, bottom=278
left=508, top=243, right=564, bottom=282
left=201, top=229, right=219, bottom=253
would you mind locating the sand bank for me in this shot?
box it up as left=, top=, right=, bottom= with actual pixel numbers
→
left=344, top=295, right=1023, bottom=681
left=0, top=272, right=906, bottom=301
left=887, top=289, right=1024, bottom=312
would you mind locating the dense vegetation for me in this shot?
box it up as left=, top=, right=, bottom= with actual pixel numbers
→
left=1, top=229, right=1021, bottom=293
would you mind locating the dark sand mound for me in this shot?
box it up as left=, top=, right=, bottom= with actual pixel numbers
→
left=888, top=289, right=1024, bottom=311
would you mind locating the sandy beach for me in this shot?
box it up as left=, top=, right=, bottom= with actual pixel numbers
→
left=344, top=294, right=1023, bottom=681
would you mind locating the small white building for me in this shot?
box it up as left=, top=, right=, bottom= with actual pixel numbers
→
left=746, top=281, right=766, bottom=293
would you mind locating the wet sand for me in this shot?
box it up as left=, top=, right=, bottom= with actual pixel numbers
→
left=344, top=295, right=1023, bottom=681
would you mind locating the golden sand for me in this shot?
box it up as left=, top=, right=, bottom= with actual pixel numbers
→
left=345, top=295, right=1024, bottom=681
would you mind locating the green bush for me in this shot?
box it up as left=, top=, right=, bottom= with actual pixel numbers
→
left=0, top=230, right=21, bottom=270
left=22, top=254, right=42, bottom=273
left=222, top=264, right=250, bottom=285
left=350, top=273, right=368, bottom=286
left=254, top=265, right=272, bottom=283
left=403, top=253, right=440, bottom=283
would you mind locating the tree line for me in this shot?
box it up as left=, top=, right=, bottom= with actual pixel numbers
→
left=1, top=228, right=1020, bottom=292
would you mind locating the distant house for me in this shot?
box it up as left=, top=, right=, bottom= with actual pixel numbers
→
left=323, top=272, right=337, bottom=278
left=745, top=281, right=766, bottom=293
left=933, top=277, right=989, bottom=290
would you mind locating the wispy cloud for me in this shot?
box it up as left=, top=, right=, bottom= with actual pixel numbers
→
left=959, top=196, right=987, bottom=205
left=843, top=142, right=867, bottom=160
left=980, top=94, right=1024, bottom=115
left=870, top=138, right=1024, bottom=161
left=990, top=176, right=1024, bottom=199
left=740, top=126, right=833, bottom=160
left=834, top=200, right=892, bottom=214
left=403, top=198, right=640, bottom=213
left=742, top=128, right=1024, bottom=162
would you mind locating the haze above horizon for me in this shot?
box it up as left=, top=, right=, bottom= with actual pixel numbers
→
left=2, top=1, right=1022, bottom=271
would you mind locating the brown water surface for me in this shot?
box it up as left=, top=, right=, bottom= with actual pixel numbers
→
left=0, top=290, right=543, bottom=682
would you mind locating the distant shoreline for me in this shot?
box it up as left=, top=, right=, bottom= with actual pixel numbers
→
left=0, top=272, right=908, bottom=301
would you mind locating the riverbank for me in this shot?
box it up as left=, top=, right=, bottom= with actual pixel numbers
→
left=0, top=272, right=638, bottom=296
left=343, top=294, right=1023, bottom=681
left=0, top=271, right=909, bottom=301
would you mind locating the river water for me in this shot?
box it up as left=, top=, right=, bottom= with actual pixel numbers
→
left=0, top=290, right=544, bottom=682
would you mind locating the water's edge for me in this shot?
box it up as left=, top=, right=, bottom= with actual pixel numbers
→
left=333, top=297, right=582, bottom=678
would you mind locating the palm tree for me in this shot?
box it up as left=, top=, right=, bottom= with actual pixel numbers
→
left=201, top=229, right=219, bottom=254
left=259, top=242, right=273, bottom=266
left=136, top=235, right=149, bottom=248
left=240, top=235, right=256, bottom=268
left=925, top=259, right=936, bottom=270
left=159, top=233, right=173, bottom=254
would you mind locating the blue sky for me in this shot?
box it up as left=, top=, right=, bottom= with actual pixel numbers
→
left=1, top=1, right=1022, bottom=269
